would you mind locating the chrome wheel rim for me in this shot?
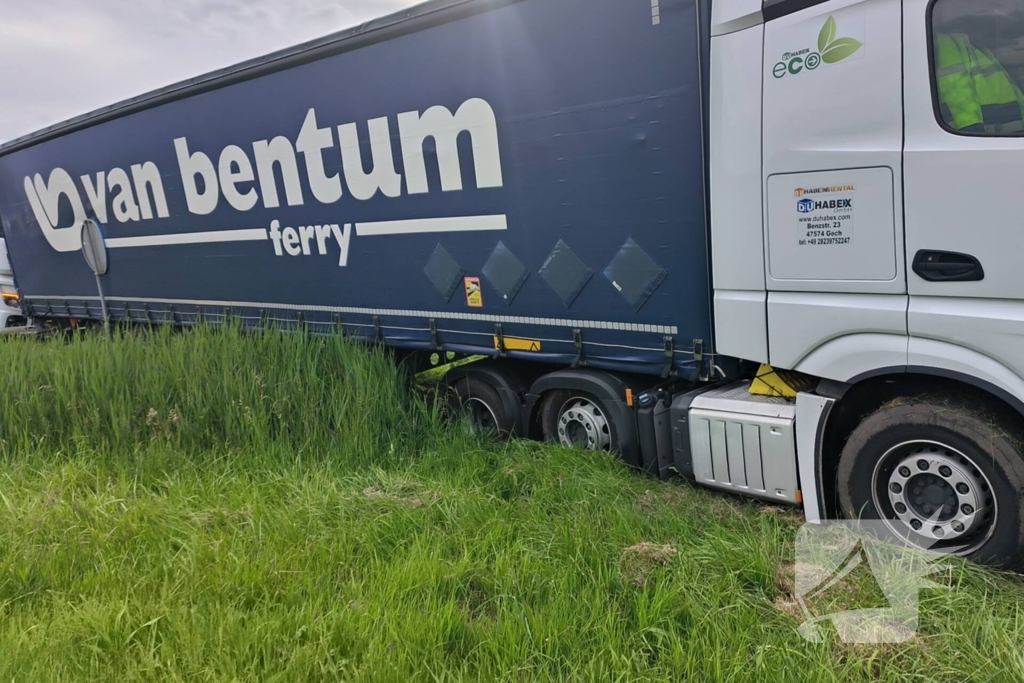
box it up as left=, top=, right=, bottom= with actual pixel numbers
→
left=462, top=397, right=499, bottom=436
left=871, top=440, right=997, bottom=554
left=557, top=398, right=611, bottom=451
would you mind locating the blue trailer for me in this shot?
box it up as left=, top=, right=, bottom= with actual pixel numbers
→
left=0, top=0, right=714, bottom=382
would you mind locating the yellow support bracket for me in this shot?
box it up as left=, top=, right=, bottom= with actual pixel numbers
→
left=749, top=364, right=816, bottom=399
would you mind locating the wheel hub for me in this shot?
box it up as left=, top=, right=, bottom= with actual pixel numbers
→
left=880, top=443, right=993, bottom=544
left=462, top=397, right=498, bottom=436
left=557, top=398, right=611, bottom=451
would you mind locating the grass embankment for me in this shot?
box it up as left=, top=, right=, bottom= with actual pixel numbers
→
left=0, top=327, right=1021, bottom=681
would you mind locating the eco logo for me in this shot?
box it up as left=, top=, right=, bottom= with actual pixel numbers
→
left=773, top=16, right=864, bottom=78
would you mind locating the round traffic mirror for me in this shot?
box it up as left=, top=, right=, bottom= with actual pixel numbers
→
left=81, top=218, right=108, bottom=276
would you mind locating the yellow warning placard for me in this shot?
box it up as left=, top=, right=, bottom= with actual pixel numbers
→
left=464, top=277, right=483, bottom=308
left=494, top=336, right=541, bottom=352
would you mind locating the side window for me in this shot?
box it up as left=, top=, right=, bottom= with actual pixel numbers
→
left=930, top=0, right=1024, bottom=136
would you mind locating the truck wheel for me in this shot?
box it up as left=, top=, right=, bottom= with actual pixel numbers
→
left=837, top=396, right=1024, bottom=568
left=540, top=390, right=618, bottom=452
left=448, top=377, right=513, bottom=437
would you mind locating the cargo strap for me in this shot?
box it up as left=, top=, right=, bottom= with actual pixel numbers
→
left=494, top=324, right=507, bottom=358
left=571, top=329, right=585, bottom=368
left=429, top=319, right=439, bottom=350
left=661, top=337, right=675, bottom=379
left=694, top=339, right=706, bottom=381
left=373, top=316, right=383, bottom=344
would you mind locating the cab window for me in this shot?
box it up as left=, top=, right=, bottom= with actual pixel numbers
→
left=931, top=0, right=1024, bottom=136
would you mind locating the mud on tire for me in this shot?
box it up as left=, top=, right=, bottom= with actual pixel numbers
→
left=837, top=394, right=1024, bottom=569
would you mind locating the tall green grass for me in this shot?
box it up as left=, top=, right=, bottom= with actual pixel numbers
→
left=0, top=328, right=1022, bottom=682
left=0, top=325, right=437, bottom=459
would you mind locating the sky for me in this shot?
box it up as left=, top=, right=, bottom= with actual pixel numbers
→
left=0, top=0, right=419, bottom=144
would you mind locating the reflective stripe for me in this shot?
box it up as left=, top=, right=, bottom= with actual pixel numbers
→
left=982, top=63, right=1003, bottom=78
left=982, top=102, right=1023, bottom=125
left=937, top=63, right=967, bottom=78
left=985, top=119, right=1024, bottom=135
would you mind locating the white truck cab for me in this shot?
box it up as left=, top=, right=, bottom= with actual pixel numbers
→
left=706, top=0, right=1024, bottom=566
left=0, top=232, right=26, bottom=332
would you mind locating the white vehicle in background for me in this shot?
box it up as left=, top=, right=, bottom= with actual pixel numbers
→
left=0, top=229, right=28, bottom=332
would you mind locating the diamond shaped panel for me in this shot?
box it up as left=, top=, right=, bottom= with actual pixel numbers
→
left=603, top=238, right=667, bottom=311
left=539, top=240, right=593, bottom=307
left=482, top=241, right=529, bottom=305
left=423, top=243, right=465, bottom=302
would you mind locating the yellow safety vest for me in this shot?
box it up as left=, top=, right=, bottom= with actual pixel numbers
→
left=954, top=35, right=1024, bottom=135
left=934, top=34, right=983, bottom=132
left=981, top=47, right=1024, bottom=123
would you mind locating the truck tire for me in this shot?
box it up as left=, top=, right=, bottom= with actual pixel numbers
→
left=540, top=390, right=619, bottom=453
left=448, top=377, right=514, bottom=437
left=837, top=395, right=1024, bottom=568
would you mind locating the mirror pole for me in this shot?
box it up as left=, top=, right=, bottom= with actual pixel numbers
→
left=95, top=273, right=111, bottom=339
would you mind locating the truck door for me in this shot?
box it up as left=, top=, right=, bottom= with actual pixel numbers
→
left=903, top=0, right=1024, bottom=392
left=761, top=0, right=908, bottom=378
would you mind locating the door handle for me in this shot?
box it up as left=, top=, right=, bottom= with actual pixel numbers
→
left=912, top=250, right=985, bottom=282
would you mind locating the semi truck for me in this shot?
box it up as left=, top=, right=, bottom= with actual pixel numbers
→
left=2, top=0, right=1024, bottom=566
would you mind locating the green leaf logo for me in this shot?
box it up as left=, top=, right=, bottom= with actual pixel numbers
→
left=818, top=16, right=837, bottom=53
left=822, top=37, right=863, bottom=63
left=817, top=15, right=862, bottom=64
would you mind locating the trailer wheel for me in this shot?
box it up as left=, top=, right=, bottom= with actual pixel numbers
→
left=448, top=377, right=514, bottom=437
left=837, top=395, right=1024, bottom=568
left=540, top=390, right=618, bottom=452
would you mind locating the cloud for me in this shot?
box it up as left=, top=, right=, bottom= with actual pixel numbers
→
left=0, top=0, right=419, bottom=143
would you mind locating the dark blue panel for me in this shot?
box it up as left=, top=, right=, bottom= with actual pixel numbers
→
left=0, top=0, right=712, bottom=378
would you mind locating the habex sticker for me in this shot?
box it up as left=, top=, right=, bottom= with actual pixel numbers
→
left=464, top=277, right=483, bottom=307
left=795, top=184, right=856, bottom=247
